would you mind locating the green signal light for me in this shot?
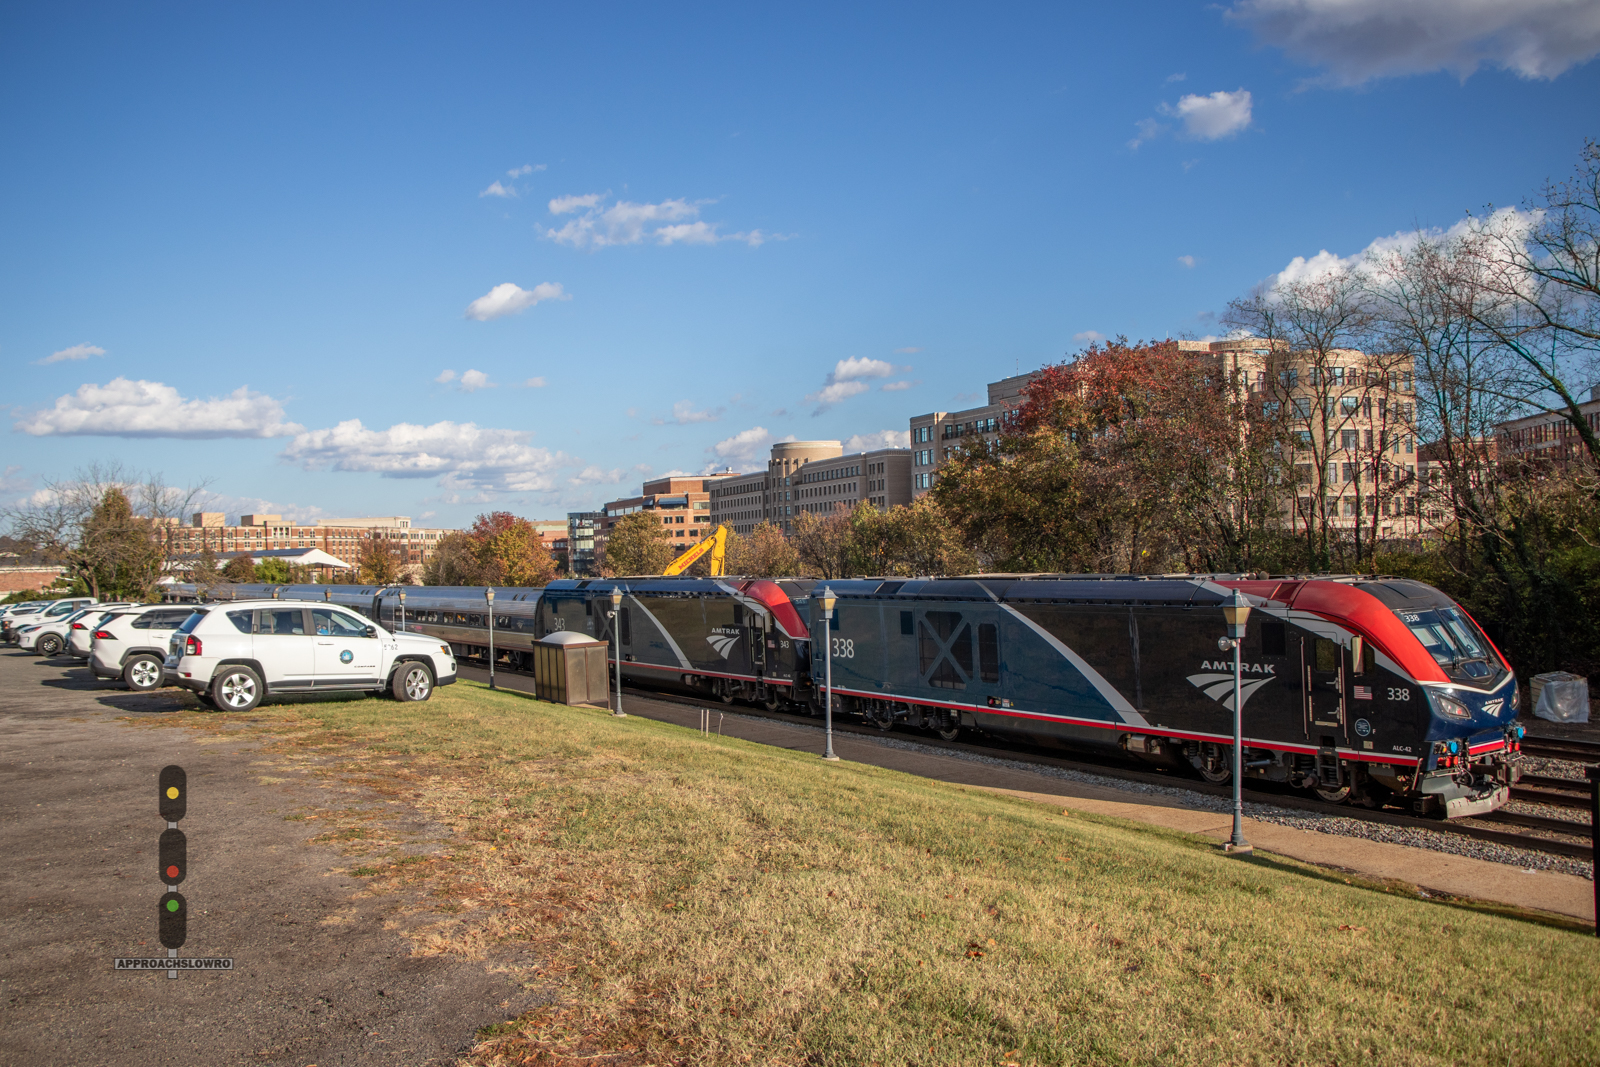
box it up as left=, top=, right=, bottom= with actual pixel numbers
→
left=165, top=899, right=181, bottom=913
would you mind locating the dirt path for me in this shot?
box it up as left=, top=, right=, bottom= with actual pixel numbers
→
left=0, top=649, right=538, bottom=1067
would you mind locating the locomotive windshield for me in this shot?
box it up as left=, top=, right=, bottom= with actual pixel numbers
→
left=1395, top=606, right=1494, bottom=678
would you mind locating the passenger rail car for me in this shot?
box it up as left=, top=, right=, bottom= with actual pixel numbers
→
left=165, top=573, right=1522, bottom=818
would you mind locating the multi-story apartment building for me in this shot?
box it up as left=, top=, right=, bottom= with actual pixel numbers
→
left=914, top=345, right=1424, bottom=540
left=1495, top=387, right=1600, bottom=468
left=1177, top=338, right=1424, bottom=539
left=565, top=512, right=604, bottom=576
left=596, top=477, right=716, bottom=565
left=166, top=513, right=456, bottom=580
left=707, top=440, right=913, bottom=536
left=908, top=371, right=1041, bottom=497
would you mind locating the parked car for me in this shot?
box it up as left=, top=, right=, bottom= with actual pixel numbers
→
left=90, top=604, right=205, bottom=692
left=17, top=605, right=124, bottom=655
left=164, top=600, right=457, bottom=711
left=4, top=598, right=97, bottom=644
left=67, top=603, right=140, bottom=659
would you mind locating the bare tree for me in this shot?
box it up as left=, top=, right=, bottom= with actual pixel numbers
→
left=1467, top=141, right=1600, bottom=467
left=2, top=463, right=207, bottom=599
left=1226, top=272, right=1381, bottom=568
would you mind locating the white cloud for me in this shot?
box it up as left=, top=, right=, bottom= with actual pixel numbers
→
left=1226, top=0, right=1600, bottom=84
left=1177, top=254, right=1197, bottom=268
left=655, top=400, right=722, bottom=425
left=544, top=193, right=778, bottom=249
left=15, top=378, right=303, bottom=439
left=832, top=357, right=895, bottom=381
left=516, top=377, right=547, bottom=388
left=1128, top=117, right=1165, bottom=149
left=464, top=281, right=570, bottom=321
left=459, top=369, right=494, bottom=392
left=1073, top=330, right=1105, bottom=343
left=480, top=180, right=516, bottom=198
left=881, top=380, right=918, bottom=391
left=549, top=193, right=603, bottom=214
left=37, top=343, right=106, bottom=365
left=1264, top=208, right=1532, bottom=291
left=1162, top=89, right=1253, bottom=140
left=281, top=419, right=570, bottom=494
left=845, top=430, right=910, bottom=452
left=435, top=369, right=457, bottom=384
left=893, top=346, right=922, bottom=354
left=509, top=164, right=543, bottom=176
left=1166, top=72, right=1188, bottom=83
left=568, top=465, right=625, bottom=486
left=805, top=357, right=899, bottom=415
left=710, top=426, right=794, bottom=464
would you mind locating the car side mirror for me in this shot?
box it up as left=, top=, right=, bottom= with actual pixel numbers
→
left=365, top=625, right=377, bottom=638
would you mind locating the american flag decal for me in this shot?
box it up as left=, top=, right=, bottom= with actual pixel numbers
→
left=1354, top=685, right=1373, bottom=700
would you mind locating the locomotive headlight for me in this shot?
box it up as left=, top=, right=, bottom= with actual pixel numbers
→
left=1433, top=693, right=1472, bottom=720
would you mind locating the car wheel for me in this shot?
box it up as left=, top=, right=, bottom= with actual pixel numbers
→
left=213, top=666, right=263, bottom=712
left=37, top=634, right=63, bottom=656
left=123, top=654, right=165, bottom=692
left=392, top=661, right=434, bottom=702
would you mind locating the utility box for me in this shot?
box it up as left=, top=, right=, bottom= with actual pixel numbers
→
left=534, top=631, right=610, bottom=706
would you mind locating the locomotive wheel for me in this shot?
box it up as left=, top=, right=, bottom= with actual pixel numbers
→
left=717, top=679, right=736, bottom=705
left=875, top=709, right=894, bottom=732
left=762, top=688, right=782, bottom=712
left=936, top=718, right=961, bottom=742
left=1313, top=783, right=1353, bottom=804
left=1197, top=764, right=1232, bottom=785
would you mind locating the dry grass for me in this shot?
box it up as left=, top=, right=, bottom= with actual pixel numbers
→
left=144, top=682, right=1600, bottom=1066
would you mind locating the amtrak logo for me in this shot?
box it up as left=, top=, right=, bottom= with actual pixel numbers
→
left=1187, top=663, right=1275, bottom=711
left=339, top=650, right=353, bottom=664
left=706, top=633, right=740, bottom=658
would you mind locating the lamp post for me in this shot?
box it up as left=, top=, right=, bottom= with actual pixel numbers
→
left=485, top=588, right=497, bottom=691
left=609, top=586, right=626, bottom=716
left=1219, top=589, right=1253, bottom=855
left=398, top=590, right=406, bottom=632
left=819, top=587, right=839, bottom=761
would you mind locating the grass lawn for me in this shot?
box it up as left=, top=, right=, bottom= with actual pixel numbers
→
left=156, top=680, right=1599, bottom=1066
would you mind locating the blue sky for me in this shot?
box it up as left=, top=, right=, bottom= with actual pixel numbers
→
left=3, top=1, right=1597, bottom=526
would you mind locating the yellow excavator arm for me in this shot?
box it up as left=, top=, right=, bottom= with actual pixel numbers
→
left=663, top=523, right=729, bottom=576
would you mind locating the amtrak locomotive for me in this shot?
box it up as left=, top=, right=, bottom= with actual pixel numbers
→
left=167, top=573, right=1523, bottom=818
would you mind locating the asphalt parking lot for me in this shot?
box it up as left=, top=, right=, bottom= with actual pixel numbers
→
left=0, top=649, right=537, bottom=1067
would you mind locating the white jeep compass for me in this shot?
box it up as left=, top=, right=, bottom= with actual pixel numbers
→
left=165, top=600, right=457, bottom=711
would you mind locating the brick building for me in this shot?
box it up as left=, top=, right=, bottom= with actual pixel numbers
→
left=908, top=371, right=1040, bottom=497
left=707, top=440, right=913, bottom=536
left=165, top=513, right=457, bottom=581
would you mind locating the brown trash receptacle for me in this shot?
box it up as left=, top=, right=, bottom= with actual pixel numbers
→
left=534, top=631, right=610, bottom=706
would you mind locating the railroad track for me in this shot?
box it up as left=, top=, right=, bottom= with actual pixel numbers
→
left=611, top=681, right=1597, bottom=862
left=1520, top=735, right=1600, bottom=762
left=1512, top=774, right=1593, bottom=811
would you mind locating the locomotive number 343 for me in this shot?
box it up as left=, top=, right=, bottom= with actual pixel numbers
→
left=831, top=638, right=855, bottom=658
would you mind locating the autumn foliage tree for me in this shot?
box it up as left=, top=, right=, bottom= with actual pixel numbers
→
left=724, top=522, right=802, bottom=577
left=422, top=512, right=557, bottom=587
left=599, top=511, right=675, bottom=576
left=934, top=339, right=1292, bottom=573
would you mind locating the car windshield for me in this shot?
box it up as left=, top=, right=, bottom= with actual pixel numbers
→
left=174, top=610, right=207, bottom=634
left=1396, top=606, right=1493, bottom=670
left=45, top=603, right=78, bottom=617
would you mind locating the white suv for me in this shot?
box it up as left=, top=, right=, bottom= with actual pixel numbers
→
left=5, top=598, right=97, bottom=644
left=68, top=604, right=141, bottom=659
left=165, top=600, right=457, bottom=711
left=90, top=604, right=204, bottom=691
left=19, top=606, right=125, bottom=656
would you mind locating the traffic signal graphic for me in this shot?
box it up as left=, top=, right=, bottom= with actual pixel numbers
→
left=159, top=828, right=186, bottom=886
left=159, top=765, right=186, bottom=822
left=158, top=891, right=187, bottom=948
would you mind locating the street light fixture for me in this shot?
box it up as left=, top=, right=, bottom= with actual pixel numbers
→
left=1218, top=588, right=1253, bottom=855
left=819, top=587, right=839, bottom=761
left=485, top=588, right=497, bottom=691
left=398, top=590, right=406, bottom=632
left=609, top=586, right=626, bottom=716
